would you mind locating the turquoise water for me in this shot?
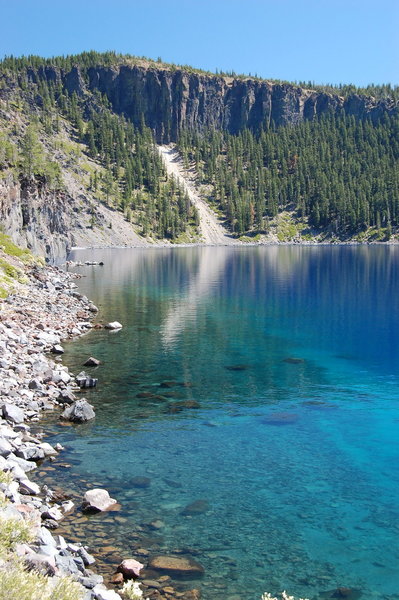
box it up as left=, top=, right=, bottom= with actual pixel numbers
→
left=45, top=247, right=399, bottom=600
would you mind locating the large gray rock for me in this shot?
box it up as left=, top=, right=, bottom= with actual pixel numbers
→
left=82, top=488, right=117, bottom=513
left=16, top=445, right=45, bottom=461
left=55, top=553, right=80, bottom=575
left=7, top=454, right=37, bottom=472
left=2, top=403, right=25, bottom=424
left=77, top=546, right=96, bottom=566
left=0, top=437, right=13, bottom=457
left=61, top=399, right=95, bottom=423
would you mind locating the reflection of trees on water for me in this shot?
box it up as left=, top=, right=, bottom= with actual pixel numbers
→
left=67, top=245, right=399, bottom=411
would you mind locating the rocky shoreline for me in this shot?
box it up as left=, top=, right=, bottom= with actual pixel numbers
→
left=0, top=262, right=129, bottom=600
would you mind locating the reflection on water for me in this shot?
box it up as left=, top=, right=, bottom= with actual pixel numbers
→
left=37, top=246, right=399, bottom=600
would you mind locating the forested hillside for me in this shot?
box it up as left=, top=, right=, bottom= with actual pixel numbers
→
left=0, top=51, right=398, bottom=254
left=178, top=113, right=399, bottom=239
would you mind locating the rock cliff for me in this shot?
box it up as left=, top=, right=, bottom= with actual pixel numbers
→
left=26, top=63, right=397, bottom=142
left=84, top=66, right=396, bottom=140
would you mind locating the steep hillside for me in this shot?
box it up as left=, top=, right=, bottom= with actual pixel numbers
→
left=0, top=51, right=398, bottom=257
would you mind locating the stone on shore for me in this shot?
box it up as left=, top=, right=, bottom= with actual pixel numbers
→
left=61, top=399, right=95, bottom=423
left=147, top=555, right=205, bottom=578
left=82, top=488, right=118, bottom=513
left=0, top=437, right=13, bottom=457
left=117, top=558, right=145, bottom=579
left=104, top=321, right=122, bottom=330
left=51, top=344, right=65, bottom=354
left=2, top=403, right=25, bottom=424
left=19, top=479, right=41, bottom=495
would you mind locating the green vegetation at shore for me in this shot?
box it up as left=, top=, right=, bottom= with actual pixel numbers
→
left=0, top=233, right=41, bottom=298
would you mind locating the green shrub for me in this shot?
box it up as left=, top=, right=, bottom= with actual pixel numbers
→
left=0, top=567, right=84, bottom=600
left=0, top=233, right=33, bottom=263
left=0, top=517, right=33, bottom=551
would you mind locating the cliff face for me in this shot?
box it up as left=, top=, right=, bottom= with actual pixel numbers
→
left=0, top=174, right=150, bottom=263
left=69, top=65, right=396, bottom=141
left=24, top=64, right=396, bottom=142
left=0, top=175, right=76, bottom=261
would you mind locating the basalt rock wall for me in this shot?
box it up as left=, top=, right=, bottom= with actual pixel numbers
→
left=66, top=65, right=396, bottom=141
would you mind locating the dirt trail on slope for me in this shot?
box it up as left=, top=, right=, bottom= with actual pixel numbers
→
left=158, top=145, right=237, bottom=245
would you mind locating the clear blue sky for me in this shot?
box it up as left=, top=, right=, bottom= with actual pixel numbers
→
left=1, top=0, right=398, bottom=87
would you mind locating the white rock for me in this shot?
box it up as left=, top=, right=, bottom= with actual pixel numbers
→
left=39, top=442, right=58, bottom=457
left=0, top=437, right=13, bottom=457
left=60, top=500, right=74, bottom=513
left=43, top=506, right=63, bottom=521
left=105, top=321, right=122, bottom=330
left=2, top=404, right=25, bottom=424
left=19, top=479, right=41, bottom=495
left=82, top=489, right=117, bottom=512
left=93, top=585, right=123, bottom=600
left=38, top=527, right=57, bottom=547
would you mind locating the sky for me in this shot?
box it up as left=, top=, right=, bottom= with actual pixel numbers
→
left=0, top=0, right=398, bottom=87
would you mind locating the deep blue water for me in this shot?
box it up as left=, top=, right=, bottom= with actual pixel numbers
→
left=43, top=246, right=399, bottom=600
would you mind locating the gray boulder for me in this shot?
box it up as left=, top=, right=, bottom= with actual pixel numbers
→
left=16, top=445, right=45, bottom=461
left=2, top=403, right=25, bottom=424
left=0, top=437, right=13, bottom=457
left=61, top=400, right=95, bottom=423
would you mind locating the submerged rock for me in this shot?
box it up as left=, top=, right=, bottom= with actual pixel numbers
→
left=83, top=356, right=101, bottom=367
left=181, top=499, right=209, bottom=516
left=159, top=381, right=178, bottom=388
left=82, top=488, right=118, bottom=513
left=167, top=400, right=201, bottom=413
left=148, top=555, right=205, bottom=578
left=131, top=476, right=151, bottom=489
left=61, top=399, right=95, bottom=423
left=261, top=412, right=299, bottom=425
left=321, top=588, right=362, bottom=600
left=282, top=357, right=305, bottom=364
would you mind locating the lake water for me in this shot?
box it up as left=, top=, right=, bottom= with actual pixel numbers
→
left=39, top=246, right=399, bottom=600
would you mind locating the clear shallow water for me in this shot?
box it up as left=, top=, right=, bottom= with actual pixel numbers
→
left=41, top=247, right=399, bottom=600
